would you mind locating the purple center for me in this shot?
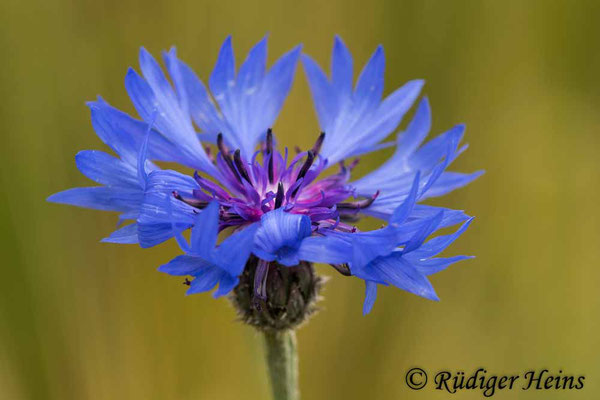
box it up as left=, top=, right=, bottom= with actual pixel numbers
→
left=173, top=130, right=378, bottom=233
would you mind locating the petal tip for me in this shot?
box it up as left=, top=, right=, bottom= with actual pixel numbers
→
left=46, top=193, right=60, bottom=203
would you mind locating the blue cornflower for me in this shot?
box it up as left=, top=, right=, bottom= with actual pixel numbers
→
left=48, top=35, right=481, bottom=320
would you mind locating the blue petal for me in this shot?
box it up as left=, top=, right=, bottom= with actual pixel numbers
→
left=349, top=100, right=480, bottom=222
left=369, top=254, right=439, bottom=301
left=301, top=54, right=336, bottom=131
left=331, top=35, right=353, bottom=101
left=236, top=37, right=267, bottom=97
left=420, top=171, right=485, bottom=199
left=367, top=206, right=469, bottom=244
left=204, top=37, right=301, bottom=158
left=230, top=38, right=269, bottom=155
left=214, top=223, right=259, bottom=276
left=405, top=218, right=474, bottom=259
left=162, top=48, right=225, bottom=135
left=363, top=281, right=378, bottom=315
left=411, top=255, right=474, bottom=276
left=124, top=67, right=217, bottom=175
left=137, top=190, right=196, bottom=248
left=355, top=158, right=453, bottom=219
left=242, top=45, right=302, bottom=157
left=171, top=218, right=191, bottom=254
left=124, top=68, right=169, bottom=136
left=144, top=169, right=198, bottom=195
left=390, top=172, right=420, bottom=226
left=350, top=99, right=431, bottom=195
left=209, top=36, right=235, bottom=108
left=315, top=228, right=402, bottom=280
left=138, top=47, right=182, bottom=116
left=47, top=187, right=143, bottom=213
left=296, top=234, right=353, bottom=265
left=87, top=98, right=144, bottom=163
left=253, top=209, right=312, bottom=266
left=162, top=47, right=190, bottom=115
left=213, top=274, right=239, bottom=298
left=375, top=79, right=425, bottom=136
left=189, top=201, right=220, bottom=258
left=138, top=169, right=199, bottom=247
left=87, top=98, right=181, bottom=165
left=186, top=266, right=223, bottom=295
left=409, top=205, right=470, bottom=228
left=137, top=127, right=151, bottom=188
left=303, top=39, right=424, bottom=164
left=161, top=254, right=239, bottom=297
left=352, top=45, right=384, bottom=116
left=159, top=255, right=209, bottom=276
left=418, top=143, right=457, bottom=198
left=394, top=97, right=432, bottom=160
left=350, top=227, right=400, bottom=268
left=403, top=211, right=444, bottom=254
left=349, top=80, right=424, bottom=158
left=410, top=124, right=464, bottom=172
left=345, top=140, right=395, bottom=159
left=101, top=223, right=139, bottom=244
left=75, top=150, right=139, bottom=187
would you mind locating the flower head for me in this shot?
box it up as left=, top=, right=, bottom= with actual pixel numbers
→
left=48, top=35, right=482, bottom=322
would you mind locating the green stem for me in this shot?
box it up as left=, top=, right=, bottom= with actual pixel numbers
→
left=262, top=330, right=299, bottom=400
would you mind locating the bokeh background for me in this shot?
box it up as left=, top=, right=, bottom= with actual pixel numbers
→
left=2, top=0, right=600, bottom=399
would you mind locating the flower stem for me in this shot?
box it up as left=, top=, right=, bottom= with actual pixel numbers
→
left=262, top=330, right=299, bottom=400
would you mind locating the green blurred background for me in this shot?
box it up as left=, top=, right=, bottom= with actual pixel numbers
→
left=2, top=0, right=599, bottom=399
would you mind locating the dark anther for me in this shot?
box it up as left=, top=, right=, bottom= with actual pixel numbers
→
left=193, top=171, right=203, bottom=184
left=266, top=129, right=274, bottom=183
left=217, top=133, right=242, bottom=183
left=183, top=278, right=191, bottom=286
left=233, top=149, right=252, bottom=183
left=274, top=182, right=285, bottom=209
left=331, top=263, right=352, bottom=276
left=204, top=145, right=214, bottom=162
left=337, top=191, right=380, bottom=212
left=266, top=128, right=273, bottom=151
left=296, top=150, right=315, bottom=182
left=290, top=151, right=315, bottom=198
left=348, top=158, right=360, bottom=170
left=217, top=133, right=229, bottom=155
left=172, top=191, right=208, bottom=209
left=312, top=132, right=325, bottom=156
